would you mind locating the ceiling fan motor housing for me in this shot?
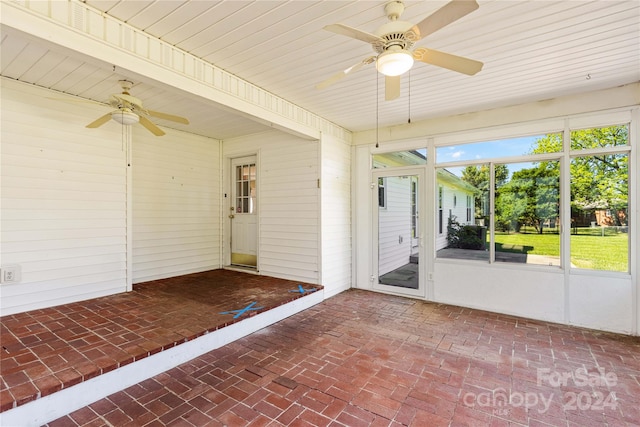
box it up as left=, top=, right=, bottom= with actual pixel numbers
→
left=373, top=20, right=415, bottom=54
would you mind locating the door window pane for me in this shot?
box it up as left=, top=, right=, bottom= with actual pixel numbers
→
left=411, top=179, right=418, bottom=239
left=378, top=177, right=387, bottom=208
left=378, top=174, right=419, bottom=289
left=235, top=163, right=256, bottom=214
left=438, top=186, right=443, bottom=235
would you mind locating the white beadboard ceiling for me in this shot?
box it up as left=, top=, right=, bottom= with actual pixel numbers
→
left=2, top=0, right=639, bottom=140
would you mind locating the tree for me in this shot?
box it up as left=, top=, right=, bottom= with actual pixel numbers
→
left=532, top=126, right=628, bottom=226
left=494, top=184, right=527, bottom=232
left=496, top=166, right=559, bottom=234
left=461, top=164, right=508, bottom=222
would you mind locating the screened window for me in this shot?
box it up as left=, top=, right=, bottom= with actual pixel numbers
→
left=436, top=133, right=562, bottom=264
left=434, top=125, right=630, bottom=272
left=436, top=134, right=561, bottom=164
left=569, top=125, right=629, bottom=272
left=570, top=125, right=628, bottom=150
left=373, top=149, right=427, bottom=168
left=494, top=161, right=560, bottom=266
left=436, top=164, right=489, bottom=260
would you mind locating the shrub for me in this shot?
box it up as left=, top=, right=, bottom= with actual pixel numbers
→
left=447, top=217, right=485, bottom=250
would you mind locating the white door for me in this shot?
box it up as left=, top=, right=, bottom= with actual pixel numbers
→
left=373, top=168, right=426, bottom=297
left=230, top=156, right=257, bottom=267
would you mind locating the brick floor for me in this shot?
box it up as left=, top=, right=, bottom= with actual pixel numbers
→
left=0, top=269, right=321, bottom=413
left=43, top=289, right=640, bottom=426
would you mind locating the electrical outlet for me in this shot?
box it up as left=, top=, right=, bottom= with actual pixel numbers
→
left=1, top=265, right=21, bottom=284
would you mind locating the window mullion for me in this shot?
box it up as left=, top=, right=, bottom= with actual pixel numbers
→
left=489, top=162, right=495, bottom=264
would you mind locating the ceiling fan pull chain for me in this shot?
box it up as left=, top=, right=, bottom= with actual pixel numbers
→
left=376, top=71, right=379, bottom=148
left=408, top=70, right=411, bottom=124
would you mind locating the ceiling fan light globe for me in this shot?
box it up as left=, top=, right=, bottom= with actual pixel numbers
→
left=111, top=110, right=139, bottom=125
left=376, top=49, right=414, bottom=76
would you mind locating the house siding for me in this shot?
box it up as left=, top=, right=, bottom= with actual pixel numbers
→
left=131, top=127, right=221, bottom=283
left=223, top=131, right=319, bottom=284
left=436, top=182, right=476, bottom=251
left=320, top=133, right=352, bottom=297
left=378, top=176, right=412, bottom=276
left=0, top=79, right=128, bottom=314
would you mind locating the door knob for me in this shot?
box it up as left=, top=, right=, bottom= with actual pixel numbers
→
left=229, top=214, right=235, bottom=219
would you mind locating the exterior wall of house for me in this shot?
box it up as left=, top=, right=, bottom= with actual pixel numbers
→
left=435, top=182, right=476, bottom=251
left=320, top=133, right=352, bottom=298
left=378, top=176, right=413, bottom=276
left=223, top=131, right=320, bottom=285
left=0, top=79, right=129, bottom=315
left=131, top=127, right=222, bottom=283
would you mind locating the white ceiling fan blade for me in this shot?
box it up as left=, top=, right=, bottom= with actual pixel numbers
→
left=86, top=113, right=113, bottom=128
left=139, top=115, right=165, bottom=136
left=385, top=76, right=401, bottom=101
left=146, top=109, right=190, bottom=124
left=413, top=47, right=483, bottom=75
left=409, top=0, right=479, bottom=40
left=323, top=23, right=382, bottom=44
left=316, top=56, right=376, bottom=90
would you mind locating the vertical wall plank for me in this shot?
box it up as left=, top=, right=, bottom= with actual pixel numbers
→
left=131, top=127, right=221, bottom=283
left=0, top=79, right=128, bottom=314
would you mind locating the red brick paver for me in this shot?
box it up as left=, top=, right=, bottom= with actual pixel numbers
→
left=47, top=289, right=640, bottom=426
left=0, top=269, right=321, bottom=413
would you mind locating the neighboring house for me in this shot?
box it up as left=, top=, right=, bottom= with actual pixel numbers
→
left=572, top=200, right=628, bottom=227
left=595, top=209, right=627, bottom=227
left=435, top=169, right=477, bottom=251
left=377, top=174, right=416, bottom=276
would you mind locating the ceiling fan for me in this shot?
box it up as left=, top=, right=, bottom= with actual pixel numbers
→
left=86, top=80, right=189, bottom=136
left=316, top=0, right=483, bottom=100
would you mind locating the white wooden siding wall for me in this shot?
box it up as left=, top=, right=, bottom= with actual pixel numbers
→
left=224, top=131, right=319, bottom=284
left=132, top=128, right=220, bottom=283
left=378, top=176, right=412, bottom=276
left=0, top=79, right=127, bottom=315
left=435, top=183, right=472, bottom=251
left=445, top=186, right=473, bottom=224
left=320, top=134, right=351, bottom=297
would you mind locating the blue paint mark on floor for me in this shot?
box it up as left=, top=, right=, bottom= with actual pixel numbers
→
left=220, top=301, right=264, bottom=319
left=288, top=284, right=316, bottom=294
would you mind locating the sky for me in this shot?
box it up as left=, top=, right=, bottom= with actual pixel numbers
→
left=436, top=135, right=544, bottom=164
left=436, top=135, right=549, bottom=178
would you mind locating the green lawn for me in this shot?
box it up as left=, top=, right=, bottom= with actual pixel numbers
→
left=493, top=228, right=628, bottom=272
